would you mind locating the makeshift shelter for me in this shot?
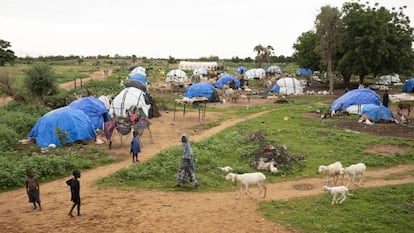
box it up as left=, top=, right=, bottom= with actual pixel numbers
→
left=361, top=104, right=395, bottom=123
left=129, top=73, right=148, bottom=85
left=28, top=107, right=97, bottom=148
left=98, top=95, right=111, bottom=110
left=265, top=66, right=282, bottom=74
left=215, top=74, right=240, bottom=89
left=379, top=74, right=401, bottom=85
left=330, top=88, right=381, bottom=112
left=125, top=80, right=147, bottom=93
left=128, top=65, right=139, bottom=71
left=236, top=66, right=247, bottom=74
left=193, top=67, right=208, bottom=76
left=68, top=97, right=110, bottom=130
left=184, top=83, right=220, bottom=102
left=244, top=68, right=266, bottom=80
left=271, top=77, right=303, bottom=95
left=165, top=69, right=188, bottom=82
left=179, top=61, right=218, bottom=70
left=130, top=66, right=146, bottom=76
left=402, top=78, right=414, bottom=93
left=297, top=68, right=312, bottom=76
left=109, top=87, right=151, bottom=119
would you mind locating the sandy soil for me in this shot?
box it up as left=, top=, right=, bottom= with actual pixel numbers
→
left=0, top=72, right=414, bottom=233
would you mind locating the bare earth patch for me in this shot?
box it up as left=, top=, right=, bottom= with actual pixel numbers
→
left=364, top=144, right=412, bottom=156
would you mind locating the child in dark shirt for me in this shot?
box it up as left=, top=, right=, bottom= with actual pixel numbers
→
left=66, top=170, right=81, bottom=217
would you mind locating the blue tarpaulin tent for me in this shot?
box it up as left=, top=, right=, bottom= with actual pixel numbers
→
left=69, top=97, right=109, bottom=130
left=330, top=89, right=381, bottom=112
left=129, top=73, right=147, bottom=85
left=215, top=74, right=240, bottom=89
left=269, top=84, right=280, bottom=94
left=28, top=107, right=97, bottom=148
left=184, top=83, right=220, bottom=102
left=297, top=68, right=312, bottom=76
left=236, top=66, right=247, bottom=74
left=402, top=78, right=414, bottom=93
left=361, top=104, right=394, bottom=122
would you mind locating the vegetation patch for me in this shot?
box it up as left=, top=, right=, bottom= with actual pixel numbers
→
left=259, top=183, right=414, bottom=233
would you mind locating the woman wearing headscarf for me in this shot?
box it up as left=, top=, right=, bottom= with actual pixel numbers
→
left=176, top=133, right=198, bottom=189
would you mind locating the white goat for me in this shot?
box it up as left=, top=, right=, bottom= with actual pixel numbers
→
left=318, top=161, right=343, bottom=185
left=322, top=185, right=353, bottom=204
left=257, top=157, right=271, bottom=170
left=340, top=163, right=366, bottom=187
left=219, top=166, right=233, bottom=172
left=225, top=172, right=267, bottom=200
left=269, top=162, right=279, bottom=174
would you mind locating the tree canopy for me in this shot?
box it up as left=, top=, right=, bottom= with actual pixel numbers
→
left=0, top=39, right=16, bottom=66
left=293, top=1, right=414, bottom=86
left=293, top=31, right=322, bottom=71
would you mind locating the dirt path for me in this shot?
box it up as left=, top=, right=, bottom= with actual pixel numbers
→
left=1, top=71, right=414, bottom=233
left=1, top=107, right=414, bottom=233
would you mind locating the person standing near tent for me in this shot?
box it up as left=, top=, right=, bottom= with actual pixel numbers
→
left=130, top=131, right=141, bottom=163
left=176, top=133, right=198, bottom=189
left=26, top=169, right=41, bottom=211
left=66, top=170, right=81, bottom=217
left=382, top=90, right=389, bottom=108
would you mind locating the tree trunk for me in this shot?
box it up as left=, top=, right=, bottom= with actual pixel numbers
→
left=327, top=59, right=334, bottom=94
left=343, top=73, right=351, bottom=88
left=359, top=75, right=365, bottom=85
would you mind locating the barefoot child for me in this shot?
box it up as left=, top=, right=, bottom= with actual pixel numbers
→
left=66, top=170, right=81, bottom=217
left=26, top=169, right=41, bottom=210
left=130, top=131, right=141, bottom=163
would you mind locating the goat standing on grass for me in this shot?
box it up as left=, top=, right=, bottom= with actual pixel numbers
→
left=225, top=172, right=267, bottom=200
left=318, top=161, right=343, bottom=185
left=340, top=163, right=366, bottom=187
left=322, top=185, right=353, bottom=204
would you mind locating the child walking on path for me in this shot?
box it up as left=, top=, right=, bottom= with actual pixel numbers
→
left=26, top=169, right=41, bottom=210
left=66, top=170, right=81, bottom=217
left=130, top=131, right=141, bottom=163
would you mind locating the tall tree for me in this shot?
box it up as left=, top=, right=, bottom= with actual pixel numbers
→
left=253, top=44, right=265, bottom=67
left=0, top=39, right=16, bottom=66
left=264, top=45, right=275, bottom=65
left=293, top=31, right=322, bottom=71
left=339, top=2, right=414, bottom=84
left=315, top=6, right=342, bottom=94
left=253, top=44, right=274, bottom=67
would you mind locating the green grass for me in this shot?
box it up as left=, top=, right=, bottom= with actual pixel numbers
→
left=259, top=183, right=414, bottom=233
left=98, top=98, right=414, bottom=190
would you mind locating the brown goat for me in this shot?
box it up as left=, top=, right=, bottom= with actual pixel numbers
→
left=397, top=102, right=411, bottom=116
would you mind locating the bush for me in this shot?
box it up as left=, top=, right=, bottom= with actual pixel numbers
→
left=0, top=123, right=19, bottom=152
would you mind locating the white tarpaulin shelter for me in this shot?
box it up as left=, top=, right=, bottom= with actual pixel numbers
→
left=244, top=68, right=266, bottom=80
left=193, top=67, right=208, bottom=75
left=166, top=69, right=188, bottom=82
left=389, top=93, right=414, bottom=103
left=378, top=74, right=401, bottom=85
left=276, top=77, right=304, bottom=95
left=179, top=61, right=218, bottom=70
left=130, top=66, right=146, bottom=76
left=265, top=66, right=282, bottom=74
left=109, top=87, right=150, bottom=118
